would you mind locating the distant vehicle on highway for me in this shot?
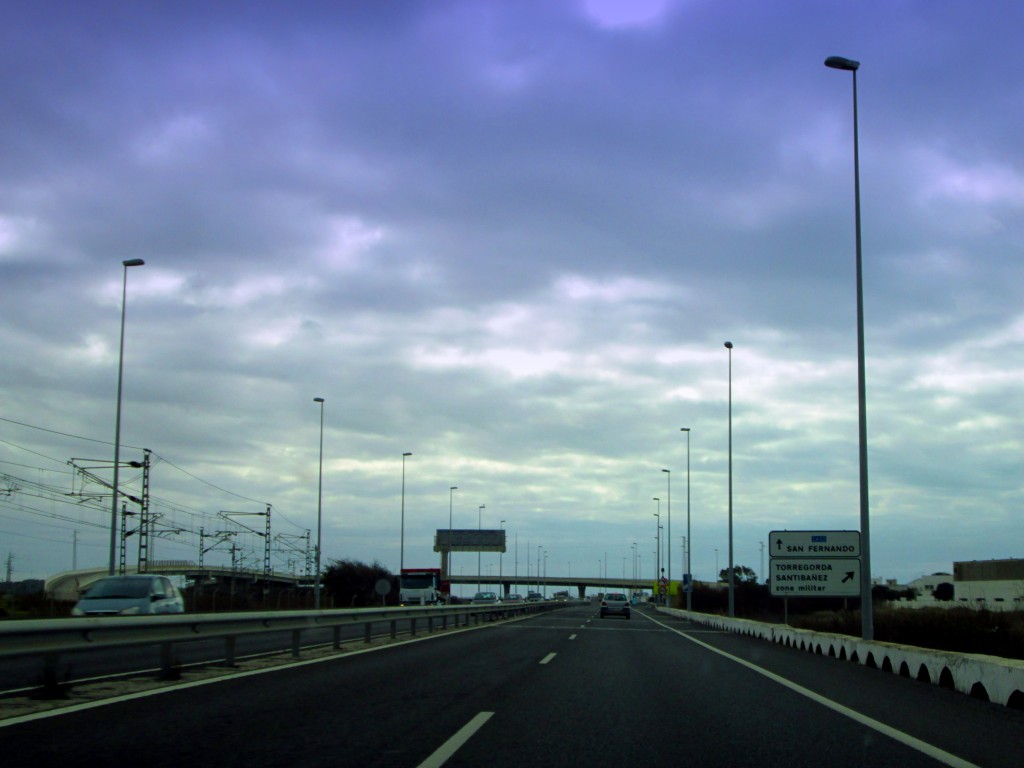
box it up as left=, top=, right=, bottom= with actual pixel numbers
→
left=505, top=593, right=524, bottom=602
left=526, top=591, right=543, bottom=602
left=600, top=592, right=630, bottom=620
left=471, top=591, right=498, bottom=605
left=71, top=575, right=185, bottom=617
left=399, top=567, right=448, bottom=605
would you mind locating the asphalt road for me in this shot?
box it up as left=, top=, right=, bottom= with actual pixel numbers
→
left=3, top=604, right=1022, bottom=767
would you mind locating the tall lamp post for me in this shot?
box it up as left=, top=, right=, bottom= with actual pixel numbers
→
left=653, top=503, right=661, bottom=602
left=447, top=486, right=457, bottom=598
left=499, top=519, right=506, bottom=598
left=108, top=258, right=145, bottom=576
left=478, top=505, right=486, bottom=591
left=400, top=452, right=413, bottom=578
left=725, top=341, right=734, bottom=617
left=825, top=54, right=873, bottom=641
left=662, top=468, right=671, bottom=590
left=313, top=397, right=325, bottom=609
left=681, top=427, right=692, bottom=611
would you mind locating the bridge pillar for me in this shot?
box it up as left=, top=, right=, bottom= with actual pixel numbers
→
left=577, top=584, right=586, bottom=600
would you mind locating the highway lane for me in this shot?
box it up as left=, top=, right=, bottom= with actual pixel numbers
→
left=2, top=604, right=1022, bottom=767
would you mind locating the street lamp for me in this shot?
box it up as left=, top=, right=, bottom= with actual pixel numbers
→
left=725, top=341, right=734, bottom=617
left=108, top=258, right=145, bottom=576
left=681, top=427, right=692, bottom=611
left=448, top=486, right=457, bottom=599
left=825, top=54, right=873, bottom=642
left=543, top=551, right=548, bottom=597
left=662, top=468, right=671, bottom=588
left=499, top=519, right=506, bottom=598
left=652, top=498, right=661, bottom=582
left=478, top=504, right=486, bottom=591
left=313, top=397, right=325, bottom=609
left=537, top=544, right=542, bottom=592
left=400, top=452, right=413, bottom=577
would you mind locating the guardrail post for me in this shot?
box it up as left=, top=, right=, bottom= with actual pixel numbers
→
left=364, top=622, right=372, bottom=644
left=291, top=629, right=301, bottom=658
left=159, top=642, right=180, bottom=680
left=41, top=652, right=62, bottom=697
left=224, top=636, right=236, bottom=667
left=333, top=626, right=342, bottom=649
left=427, top=616, right=434, bottom=633
left=390, top=619, right=397, bottom=639
left=410, top=618, right=417, bottom=636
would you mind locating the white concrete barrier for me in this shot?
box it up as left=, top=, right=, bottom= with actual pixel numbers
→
left=658, top=607, right=1024, bottom=709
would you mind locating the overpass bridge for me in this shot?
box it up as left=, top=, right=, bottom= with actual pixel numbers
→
left=447, top=574, right=685, bottom=599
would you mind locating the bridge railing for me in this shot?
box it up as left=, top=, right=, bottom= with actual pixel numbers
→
left=0, top=600, right=568, bottom=693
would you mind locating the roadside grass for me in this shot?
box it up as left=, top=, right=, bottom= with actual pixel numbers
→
left=679, top=583, right=1024, bottom=660
left=791, top=606, right=1024, bottom=660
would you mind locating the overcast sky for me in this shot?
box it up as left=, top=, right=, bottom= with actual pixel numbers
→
left=2, top=0, right=1022, bottom=590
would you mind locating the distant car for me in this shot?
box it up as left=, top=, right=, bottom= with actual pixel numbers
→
left=600, top=592, right=630, bottom=619
left=471, top=591, right=498, bottom=605
left=526, top=591, right=543, bottom=602
left=71, top=575, right=185, bottom=617
left=505, top=593, right=524, bottom=602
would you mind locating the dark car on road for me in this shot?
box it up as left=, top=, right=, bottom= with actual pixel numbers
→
left=600, top=592, right=630, bottom=619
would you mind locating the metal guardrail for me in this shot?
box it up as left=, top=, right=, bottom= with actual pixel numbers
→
left=1, top=601, right=568, bottom=693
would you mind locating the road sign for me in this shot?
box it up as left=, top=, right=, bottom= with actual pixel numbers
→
left=770, top=558, right=860, bottom=597
left=769, top=530, right=860, bottom=558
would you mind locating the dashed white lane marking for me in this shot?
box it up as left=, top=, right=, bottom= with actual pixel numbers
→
left=418, top=711, right=494, bottom=768
left=539, top=653, right=557, bottom=665
left=569, top=634, right=577, bottom=640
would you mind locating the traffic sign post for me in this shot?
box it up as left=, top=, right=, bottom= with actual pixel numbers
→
left=768, top=530, right=862, bottom=598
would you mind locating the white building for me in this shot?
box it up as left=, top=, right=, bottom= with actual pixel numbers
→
left=953, top=559, right=1024, bottom=610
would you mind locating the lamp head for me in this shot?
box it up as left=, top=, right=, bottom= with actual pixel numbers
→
left=313, top=397, right=324, bottom=403
left=724, top=341, right=733, bottom=349
left=403, top=452, right=413, bottom=457
left=825, top=56, right=860, bottom=71
left=122, top=259, right=145, bottom=267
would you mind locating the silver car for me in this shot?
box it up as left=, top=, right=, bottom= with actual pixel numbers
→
left=470, top=591, right=498, bottom=605
left=600, top=592, right=630, bottom=619
left=71, top=575, right=185, bottom=616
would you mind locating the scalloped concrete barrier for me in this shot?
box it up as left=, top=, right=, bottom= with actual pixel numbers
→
left=658, top=607, right=1024, bottom=709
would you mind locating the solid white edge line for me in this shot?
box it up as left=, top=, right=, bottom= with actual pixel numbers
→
left=539, top=652, right=557, bottom=665
left=417, top=711, right=494, bottom=768
left=640, top=612, right=980, bottom=768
